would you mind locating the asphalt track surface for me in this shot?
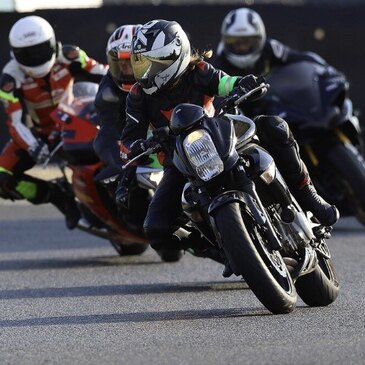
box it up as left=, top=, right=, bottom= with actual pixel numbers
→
left=0, top=200, right=364, bottom=364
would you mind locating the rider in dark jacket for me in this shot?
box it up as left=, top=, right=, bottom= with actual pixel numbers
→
left=121, top=20, right=339, bottom=266
left=211, top=7, right=340, bottom=116
left=94, top=24, right=140, bottom=204
left=211, top=7, right=331, bottom=79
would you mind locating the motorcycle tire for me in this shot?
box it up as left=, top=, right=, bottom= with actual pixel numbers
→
left=214, top=202, right=297, bottom=314
left=326, top=143, right=365, bottom=225
left=295, top=246, right=339, bottom=306
left=109, top=240, right=148, bottom=256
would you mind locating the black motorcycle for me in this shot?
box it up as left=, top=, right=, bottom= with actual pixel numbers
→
left=124, top=84, right=339, bottom=314
left=259, top=61, right=365, bottom=225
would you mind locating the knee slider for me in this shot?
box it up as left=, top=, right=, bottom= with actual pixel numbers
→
left=254, top=115, right=295, bottom=146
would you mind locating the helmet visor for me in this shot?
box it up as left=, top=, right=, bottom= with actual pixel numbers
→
left=131, top=53, right=175, bottom=88
left=107, top=50, right=134, bottom=84
left=223, top=36, right=261, bottom=56
left=12, top=39, right=56, bottom=67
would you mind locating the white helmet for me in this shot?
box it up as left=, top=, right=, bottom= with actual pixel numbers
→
left=106, top=24, right=140, bottom=91
left=9, top=16, right=57, bottom=78
left=131, top=20, right=191, bottom=95
left=220, top=8, right=266, bottom=69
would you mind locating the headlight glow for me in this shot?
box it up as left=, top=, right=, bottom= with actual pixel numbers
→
left=183, top=129, right=224, bottom=181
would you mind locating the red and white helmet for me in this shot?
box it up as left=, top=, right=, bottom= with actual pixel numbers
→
left=220, top=8, right=266, bottom=69
left=106, top=24, right=140, bottom=91
left=9, top=16, right=57, bottom=78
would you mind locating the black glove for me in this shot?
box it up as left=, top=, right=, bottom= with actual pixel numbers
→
left=28, top=141, right=50, bottom=164
left=127, top=138, right=154, bottom=165
left=128, top=139, right=147, bottom=158
left=238, top=75, right=267, bottom=101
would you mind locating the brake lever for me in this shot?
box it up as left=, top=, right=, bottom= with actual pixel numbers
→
left=234, top=83, right=270, bottom=106
left=122, top=145, right=160, bottom=170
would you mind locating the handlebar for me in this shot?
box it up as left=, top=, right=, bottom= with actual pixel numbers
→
left=122, top=132, right=165, bottom=169
left=123, top=146, right=158, bottom=169
left=122, top=83, right=269, bottom=168
left=236, top=82, right=269, bottom=105
left=218, top=82, right=269, bottom=115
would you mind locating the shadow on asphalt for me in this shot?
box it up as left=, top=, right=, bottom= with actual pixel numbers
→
left=0, top=256, right=162, bottom=271
left=0, top=306, right=278, bottom=328
left=0, top=281, right=248, bottom=300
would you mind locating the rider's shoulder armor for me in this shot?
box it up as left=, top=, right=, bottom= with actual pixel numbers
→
left=267, top=39, right=289, bottom=61
left=58, top=44, right=83, bottom=65
left=1, top=59, right=25, bottom=89
left=194, top=61, right=211, bottom=77
left=0, top=72, right=17, bottom=94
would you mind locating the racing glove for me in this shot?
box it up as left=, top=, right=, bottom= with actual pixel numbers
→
left=238, top=75, right=267, bottom=101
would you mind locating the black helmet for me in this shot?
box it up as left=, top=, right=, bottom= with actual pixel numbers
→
left=131, top=20, right=191, bottom=95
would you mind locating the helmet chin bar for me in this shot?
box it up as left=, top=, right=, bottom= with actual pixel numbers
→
left=19, top=55, right=55, bottom=78
left=225, top=50, right=261, bottom=69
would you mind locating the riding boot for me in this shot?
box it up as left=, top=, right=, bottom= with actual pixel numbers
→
left=284, top=161, right=339, bottom=226
left=150, top=234, right=183, bottom=262
left=179, top=229, right=225, bottom=265
left=174, top=229, right=233, bottom=276
left=47, top=181, right=81, bottom=229
left=255, top=115, right=339, bottom=226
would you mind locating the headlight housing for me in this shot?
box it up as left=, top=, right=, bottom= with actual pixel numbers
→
left=183, top=129, right=224, bottom=181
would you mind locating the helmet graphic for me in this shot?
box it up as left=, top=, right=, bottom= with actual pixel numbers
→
left=9, top=16, right=57, bottom=78
left=131, top=19, right=191, bottom=95
left=220, top=8, right=266, bottom=69
left=106, top=24, right=140, bottom=91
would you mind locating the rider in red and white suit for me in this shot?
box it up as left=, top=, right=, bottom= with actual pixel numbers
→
left=0, top=15, right=107, bottom=228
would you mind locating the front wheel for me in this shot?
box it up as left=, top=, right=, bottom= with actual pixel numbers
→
left=295, top=242, right=339, bottom=306
left=213, top=202, right=297, bottom=314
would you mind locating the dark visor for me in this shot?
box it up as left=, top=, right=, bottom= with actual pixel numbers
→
left=223, top=36, right=261, bottom=56
left=12, top=39, right=56, bottom=67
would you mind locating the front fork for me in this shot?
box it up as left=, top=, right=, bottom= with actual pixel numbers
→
left=208, top=163, right=282, bottom=251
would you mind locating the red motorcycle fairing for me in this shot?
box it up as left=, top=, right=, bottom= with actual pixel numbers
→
left=49, top=85, right=148, bottom=249
left=70, top=163, right=147, bottom=245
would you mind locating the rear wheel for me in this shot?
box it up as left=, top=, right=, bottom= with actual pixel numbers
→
left=295, top=241, right=339, bottom=306
left=214, top=202, right=297, bottom=314
left=326, top=143, right=365, bottom=225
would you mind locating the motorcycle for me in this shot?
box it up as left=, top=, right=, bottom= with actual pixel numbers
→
left=258, top=61, right=365, bottom=225
left=124, top=83, right=339, bottom=314
left=49, top=82, right=163, bottom=256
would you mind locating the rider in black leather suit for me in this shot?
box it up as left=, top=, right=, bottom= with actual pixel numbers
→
left=121, top=19, right=339, bottom=267
left=94, top=24, right=141, bottom=204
